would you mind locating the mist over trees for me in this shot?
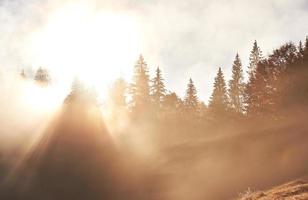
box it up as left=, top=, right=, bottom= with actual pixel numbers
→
left=129, top=55, right=151, bottom=114
left=19, top=37, right=308, bottom=124
left=122, top=37, right=308, bottom=122
left=4, top=36, right=308, bottom=200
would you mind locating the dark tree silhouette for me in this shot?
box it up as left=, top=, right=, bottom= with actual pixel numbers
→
left=298, top=41, right=304, bottom=58
left=248, top=40, right=263, bottom=78
left=209, top=68, right=228, bottom=117
left=184, top=78, right=199, bottom=114
left=228, top=53, right=245, bottom=114
left=245, top=41, right=263, bottom=114
left=151, top=67, right=166, bottom=109
left=303, top=36, right=308, bottom=64
left=261, top=40, right=308, bottom=115
left=245, top=61, right=270, bottom=116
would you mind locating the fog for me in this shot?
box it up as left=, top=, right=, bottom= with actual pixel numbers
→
left=0, top=0, right=307, bottom=199
left=0, top=75, right=307, bottom=200
left=1, top=0, right=308, bottom=101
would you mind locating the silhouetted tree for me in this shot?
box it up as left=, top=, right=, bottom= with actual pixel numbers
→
left=228, top=53, right=245, bottom=114
left=245, top=60, right=272, bottom=116
left=259, top=43, right=298, bottom=116
left=34, top=67, right=50, bottom=85
left=245, top=41, right=263, bottom=114
left=151, top=67, right=166, bottom=109
left=303, top=36, right=308, bottom=64
left=269, top=40, right=308, bottom=112
left=209, top=68, right=228, bottom=116
left=184, top=78, right=199, bottom=114
left=248, top=40, right=263, bottom=78
left=129, top=55, right=150, bottom=112
left=298, top=41, right=304, bottom=58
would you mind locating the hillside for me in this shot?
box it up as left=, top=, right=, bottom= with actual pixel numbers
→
left=238, top=180, right=308, bottom=200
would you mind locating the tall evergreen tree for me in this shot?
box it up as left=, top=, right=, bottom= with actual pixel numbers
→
left=184, top=78, right=199, bottom=113
left=245, top=40, right=263, bottom=114
left=245, top=61, right=270, bottom=116
left=298, top=41, right=304, bottom=58
left=303, top=36, right=308, bottom=64
left=130, top=55, right=150, bottom=111
left=151, top=67, right=166, bottom=108
left=209, top=67, right=228, bottom=115
left=248, top=40, right=263, bottom=78
left=273, top=40, right=308, bottom=110
left=228, top=53, right=245, bottom=113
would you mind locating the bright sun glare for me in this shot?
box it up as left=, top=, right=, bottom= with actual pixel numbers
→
left=26, top=3, right=141, bottom=100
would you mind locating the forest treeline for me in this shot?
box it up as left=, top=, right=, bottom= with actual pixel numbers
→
left=23, top=37, right=308, bottom=125
left=11, top=37, right=308, bottom=200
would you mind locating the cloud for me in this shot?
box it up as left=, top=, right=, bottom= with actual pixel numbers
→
left=0, top=0, right=307, bottom=102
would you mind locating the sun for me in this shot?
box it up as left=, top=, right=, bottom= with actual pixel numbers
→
left=25, top=2, right=142, bottom=100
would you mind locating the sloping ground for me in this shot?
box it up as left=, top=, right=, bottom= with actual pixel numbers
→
left=238, top=180, right=308, bottom=200
left=1, top=98, right=162, bottom=200
left=156, top=118, right=308, bottom=200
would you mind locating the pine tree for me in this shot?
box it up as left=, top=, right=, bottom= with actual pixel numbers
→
left=151, top=67, right=166, bottom=108
left=298, top=41, right=304, bottom=58
left=184, top=78, right=199, bottom=113
left=228, top=54, right=245, bottom=113
left=248, top=40, right=263, bottom=78
left=34, top=67, right=50, bottom=85
left=245, top=41, right=263, bottom=115
left=130, top=55, right=150, bottom=111
left=209, top=67, right=228, bottom=115
left=303, top=36, right=308, bottom=64
left=245, top=61, right=270, bottom=116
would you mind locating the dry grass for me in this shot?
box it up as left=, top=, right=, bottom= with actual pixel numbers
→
left=238, top=180, right=308, bottom=200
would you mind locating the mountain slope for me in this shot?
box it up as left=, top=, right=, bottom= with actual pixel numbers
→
left=238, top=180, right=308, bottom=200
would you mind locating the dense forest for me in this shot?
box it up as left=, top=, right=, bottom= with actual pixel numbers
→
left=2, top=37, right=308, bottom=200
left=24, top=37, right=308, bottom=123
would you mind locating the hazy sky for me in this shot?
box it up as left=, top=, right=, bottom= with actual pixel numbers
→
left=0, top=0, right=307, bottom=102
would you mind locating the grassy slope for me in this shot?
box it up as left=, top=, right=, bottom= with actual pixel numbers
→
left=238, top=179, right=308, bottom=200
